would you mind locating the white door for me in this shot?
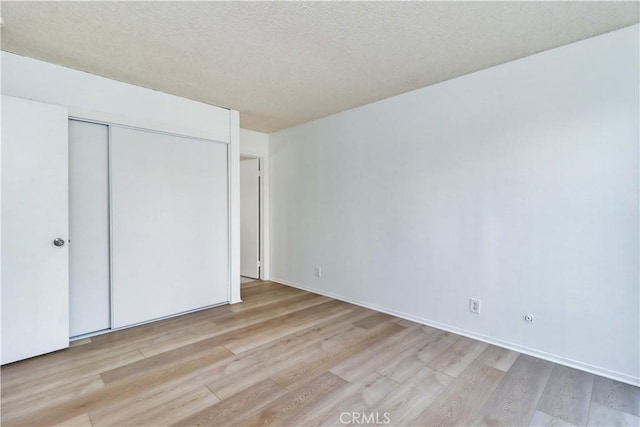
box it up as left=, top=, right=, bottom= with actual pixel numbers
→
left=110, top=126, right=229, bottom=328
left=69, top=120, right=111, bottom=337
left=240, top=158, right=260, bottom=279
left=1, top=96, right=69, bottom=364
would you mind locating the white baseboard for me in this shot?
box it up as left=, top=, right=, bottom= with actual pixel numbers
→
left=271, top=276, right=640, bottom=387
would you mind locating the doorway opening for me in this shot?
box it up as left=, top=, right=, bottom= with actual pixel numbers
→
left=240, top=156, right=262, bottom=282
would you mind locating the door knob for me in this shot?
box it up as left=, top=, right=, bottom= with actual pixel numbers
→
left=53, top=238, right=65, bottom=247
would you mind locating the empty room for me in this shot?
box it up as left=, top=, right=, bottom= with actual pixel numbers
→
left=1, top=2, right=639, bottom=426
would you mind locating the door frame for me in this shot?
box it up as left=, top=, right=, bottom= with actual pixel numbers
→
left=68, top=116, right=234, bottom=338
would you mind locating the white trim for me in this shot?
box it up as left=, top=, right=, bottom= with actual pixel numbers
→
left=70, top=116, right=227, bottom=145
left=229, top=111, right=242, bottom=304
left=272, top=277, right=640, bottom=387
left=70, top=301, right=228, bottom=341
left=226, top=143, right=232, bottom=303
left=107, top=125, right=115, bottom=330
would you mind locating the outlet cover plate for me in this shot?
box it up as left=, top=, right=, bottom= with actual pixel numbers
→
left=469, top=298, right=481, bottom=314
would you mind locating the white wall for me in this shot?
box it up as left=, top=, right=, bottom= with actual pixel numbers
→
left=240, top=128, right=269, bottom=157
left=1, top=51, right=241, bottom=306
left=240, top=128, right=270, bottom=280
left=1, top=52, right=230, bottom=142
left=269, top=25, right=639, bottom=385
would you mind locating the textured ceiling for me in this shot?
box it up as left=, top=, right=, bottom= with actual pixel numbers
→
left=1, top=1, right=638, bottom=133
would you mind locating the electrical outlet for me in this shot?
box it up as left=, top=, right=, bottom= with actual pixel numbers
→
left=469, top=298, right=481, bottom=314
left=314, top=267, right=322, bottom=278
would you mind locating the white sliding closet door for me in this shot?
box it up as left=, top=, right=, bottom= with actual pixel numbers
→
left=69, top=120, right=111, bottom=337
left=110, top=126, right=229, bottom=328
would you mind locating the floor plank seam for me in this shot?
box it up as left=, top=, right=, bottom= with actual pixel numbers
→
left=204, top=384, right=222, bottom=401
left=374, top=370, right=403, bottom=386
left=221, top=344, right=235, bottom=356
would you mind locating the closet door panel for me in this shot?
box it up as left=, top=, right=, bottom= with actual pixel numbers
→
left=69, top=120, right=111, bottom=337
left=110, top=127, right=228, bottom=328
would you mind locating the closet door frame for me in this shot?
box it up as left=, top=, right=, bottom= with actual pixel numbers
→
left=69, top=117, right=232, bottom=334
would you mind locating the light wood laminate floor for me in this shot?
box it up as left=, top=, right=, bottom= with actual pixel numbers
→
left=2, top=281, right=638, bottom=426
